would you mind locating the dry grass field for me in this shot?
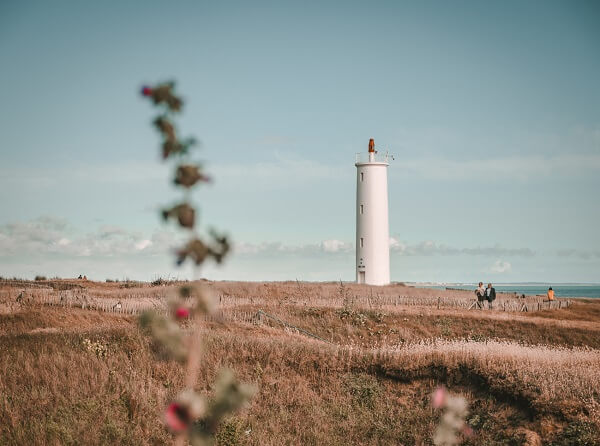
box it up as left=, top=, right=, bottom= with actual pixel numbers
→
left=1, top=278, right=599, bottom=445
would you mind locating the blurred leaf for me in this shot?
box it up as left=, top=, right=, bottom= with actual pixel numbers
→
left=208, top=229, right=230, bottom=264
left=144, top=81, right=183, bottom=112
left=154, top=116, right=176, bottom=141
left=174, top=164, right=210, bottom=188
left=139, top=310, right=187, bottom=362
left=175, top=234, right=230, bottom=267
left=162, top=203, right=196, bottom=229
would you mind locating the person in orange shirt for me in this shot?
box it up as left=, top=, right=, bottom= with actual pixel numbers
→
left=547, top=287, right=555, bottom=301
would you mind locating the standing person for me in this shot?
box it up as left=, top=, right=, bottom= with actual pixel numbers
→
left=475, top=282, right=486, bottom=309
left=485, top=283, right=496, bottom=309
left=547, top=287, right=555, bottom=301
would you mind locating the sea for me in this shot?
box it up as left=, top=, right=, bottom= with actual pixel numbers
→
left=413, top=284, right=600, bottom=299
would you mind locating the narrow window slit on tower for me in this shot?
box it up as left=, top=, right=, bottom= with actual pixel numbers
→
left=360, top=172, right=364, bottom=181
left=360, top=204, right=364, bottom=214
left=360, top=237, right=364, bottom=248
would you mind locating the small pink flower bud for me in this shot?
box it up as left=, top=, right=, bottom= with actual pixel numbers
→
left=141, top=86, right=153, bottom=96
left=432, top=386, right=447, bottom=409
left=164, top=402, right=190, bottom=432
left=175, top=307, right=190, bottom=320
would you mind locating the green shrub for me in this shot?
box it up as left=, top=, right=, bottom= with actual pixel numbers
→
left=345, top=373, right=380, bottom=409
left=551, top=421, right=599, bottom=446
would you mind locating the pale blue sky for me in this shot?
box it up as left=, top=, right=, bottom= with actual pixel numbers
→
left=1, top=0, right=599, bottom=282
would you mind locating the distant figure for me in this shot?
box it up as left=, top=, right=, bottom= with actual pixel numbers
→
left=475, top=282, right=486, bottom=309
left=547, top=287, right=555, bottom=301
left=83, top=275, right=87, bottom=281
left=78, top=274, right=82, bottom=279
left=485, top=283, right=496, bottom=309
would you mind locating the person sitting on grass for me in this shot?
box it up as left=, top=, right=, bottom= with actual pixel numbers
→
left=547, top=287, right=555, bottom=301
left=485, top=283, right=496, bottom=309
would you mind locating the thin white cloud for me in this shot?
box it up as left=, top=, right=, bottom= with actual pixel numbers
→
left=234, top=238, right=536, bottom=258
left=399, top=154, right=600, bottom=181
left=0, top=219, right=541, bottom=261
left=0, top=162, right=164, bottom=186
left=0, top=217, right=181, bottom=258
left=321, top=239, right=353, bottom=253
left=0, top=216, right=70, bottom=249
left=389, top=239, right=534, bottom=257
left=134, top=239, right=153, bottom=251
left=556, top=249, right=600, bottom=260
left=57, top=238, right=71, bottom=246
left=489, top=260, right=512, bottom=273
left=233, top=239, right=352, bottom=256
left=213, top=151, right=600, bottom=185
left=250, top=135, right=296, bottom=146
left=3, top=150, right=599, bottom=191
left=213, top=157, right=345, bottom=184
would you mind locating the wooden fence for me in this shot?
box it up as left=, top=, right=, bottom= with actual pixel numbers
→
left=3, top=287, right=570, bottom=316
left=219, top=293, right=570, bottom=313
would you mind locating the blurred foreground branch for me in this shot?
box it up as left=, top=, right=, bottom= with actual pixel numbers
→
left=138, top=81, right=254, bottom=445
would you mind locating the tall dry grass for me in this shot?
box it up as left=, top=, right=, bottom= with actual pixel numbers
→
left=2, top=282, right=600, bottom=444
left=3, top=316, right=599, bottom=444
left=377, top=339, right=600, bottom=417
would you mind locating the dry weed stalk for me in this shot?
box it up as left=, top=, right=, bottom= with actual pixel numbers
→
left=138, top=81, right=254, bottom=445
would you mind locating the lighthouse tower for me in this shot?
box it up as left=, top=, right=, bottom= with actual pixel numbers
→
left=355, top=139, right=391, bottom=285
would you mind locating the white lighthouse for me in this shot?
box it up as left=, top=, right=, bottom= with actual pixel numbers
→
left=355, top=139, right=391, bottom=285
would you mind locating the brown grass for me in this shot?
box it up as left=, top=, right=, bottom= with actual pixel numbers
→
left=1, top=280, right=599, bottom=445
